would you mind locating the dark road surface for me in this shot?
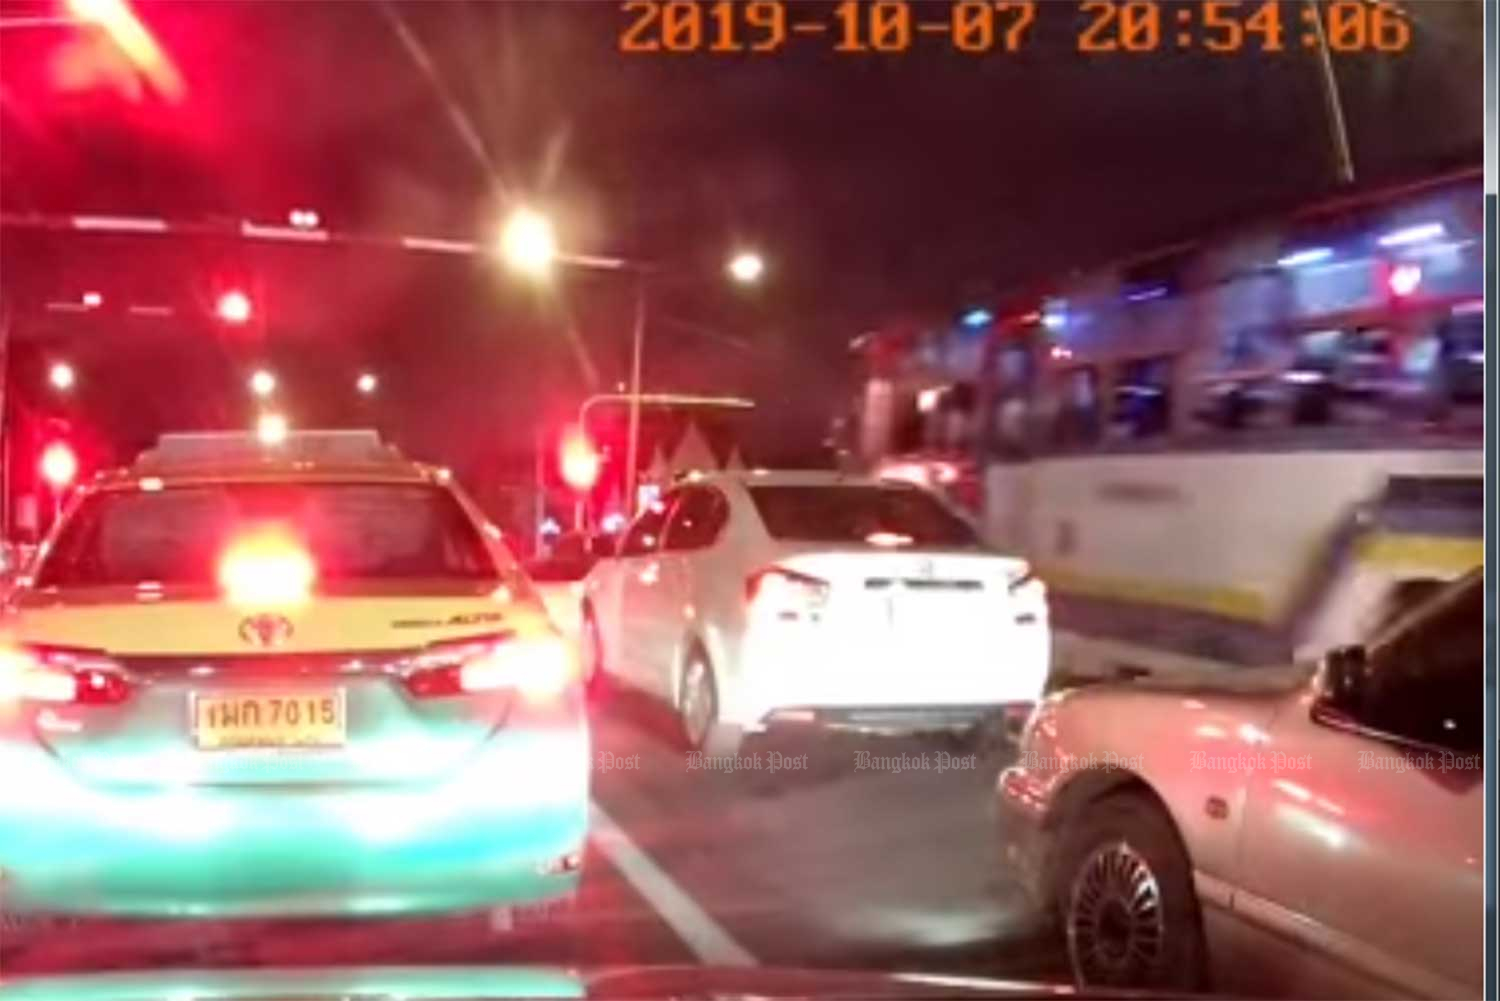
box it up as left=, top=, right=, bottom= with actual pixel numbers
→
left=2, top=687, right=1068, bottom=984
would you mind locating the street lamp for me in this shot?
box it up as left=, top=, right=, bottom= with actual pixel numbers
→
left=257, top=412, right=289, bottom=446
left=727, top=251, right=765, bottom=285
left=217, top=289, right=254, bottom=325
left=48, top=362, right=76, bottom=392
left=356, top=372, right=378, bottom=395
left=249, top=369, right=276, bottom=398
left=498, top=207, right=558, bottom=279
left=498, top=212, right=764, bottom=524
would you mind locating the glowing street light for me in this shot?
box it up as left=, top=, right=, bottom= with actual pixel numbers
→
left=249, top=369, right=277, bottom=398
left=63, top=0, right=184, bottom=102
left=356, top=372, right=378, bottom=395
left=256, top=412, right=289, bottom=446
left=498, top=207, right=558, bottom=279
left=727, top=251, right=765, bottom=285
left=216, top=289, right=253, bottom=325
left=48, top=362, right=76, bottom=392
left=39, top=441, right=79, bottom=490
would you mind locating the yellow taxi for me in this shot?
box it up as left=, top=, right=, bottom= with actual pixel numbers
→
left=0, top=431, right=587, bottom=929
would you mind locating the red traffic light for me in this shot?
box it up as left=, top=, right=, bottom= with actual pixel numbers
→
left=1387, top=263, right=1423, bottom=298
left=40, top=442, right=79, bottom=490
left=559, top=425, right=601, bottom=493
left=216, top=289, right=253, bottom=325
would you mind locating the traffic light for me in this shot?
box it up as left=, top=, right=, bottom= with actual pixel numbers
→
left=559, top=425, right=601, bottom=493
left=39, top=442, right=79, bottom=490
left=216, top=289, right=253, bottom=325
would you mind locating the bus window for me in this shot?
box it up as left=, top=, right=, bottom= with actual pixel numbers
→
left=996, top=345, right=1033, bottom=392
left=942, top=382, right=978, bottom=450
left=1054, top=366, right=1102, bottom=448
left=1338, top=327, right=1395, bottom=401
left=1436, top=313, right=1484, bottom=406
left=987, top=345, right=1037, bottom=457
left=1196, top=327, right=1286, bottom=431
left=1286, top=330, right=1340, bottom=425
left=1111, top=356, right=1173, bottom=439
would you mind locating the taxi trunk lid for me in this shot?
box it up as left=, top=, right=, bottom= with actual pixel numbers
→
left=10, top=582, right=523, bottom=789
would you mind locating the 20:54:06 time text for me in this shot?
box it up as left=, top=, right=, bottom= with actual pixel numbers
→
left=619, top=1, right=1413, bottom=56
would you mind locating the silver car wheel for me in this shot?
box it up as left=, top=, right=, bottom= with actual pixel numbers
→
left=680, top=657, right=714, bottom=748
left=1066, top=839, right=1166, bottom=985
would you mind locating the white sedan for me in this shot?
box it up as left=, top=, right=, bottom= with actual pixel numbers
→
left=581, top=471, right=1049, bottom=753
left=998, top=569, right=1483, bottom=997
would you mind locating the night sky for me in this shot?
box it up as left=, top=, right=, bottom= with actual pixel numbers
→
left=0, top=0, right=1484, bottom=500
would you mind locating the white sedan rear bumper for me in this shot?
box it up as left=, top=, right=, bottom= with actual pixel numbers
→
left=722, top=618, right=1050, bottom=732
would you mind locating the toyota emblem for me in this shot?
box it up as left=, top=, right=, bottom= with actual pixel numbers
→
left=239, top=613, right=294, bottom=648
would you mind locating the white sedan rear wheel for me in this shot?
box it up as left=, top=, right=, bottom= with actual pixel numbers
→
left=678, top=651, right=742, bottom=757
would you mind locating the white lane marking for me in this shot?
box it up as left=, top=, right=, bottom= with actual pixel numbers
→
left=589, top=800, right=757, bottom=968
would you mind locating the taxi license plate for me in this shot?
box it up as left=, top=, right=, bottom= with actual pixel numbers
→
left=193, top=691, right=347, bottom=750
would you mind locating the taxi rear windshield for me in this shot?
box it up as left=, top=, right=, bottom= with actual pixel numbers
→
left=748, top=485, right=978, bottom=546
left=35, top=483, right=496, bottom=589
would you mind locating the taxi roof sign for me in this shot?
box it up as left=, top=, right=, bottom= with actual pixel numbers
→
left=133, top=430, right=405, bottom=471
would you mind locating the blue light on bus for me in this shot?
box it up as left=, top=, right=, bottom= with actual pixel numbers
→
left=1124, top=285, right=1168, bottom=303
left=1277, top=247, right=1334, bottom=268
left=1377, top=222, right=1446, bottom=248
left=961, top=309, right=994, bottom=328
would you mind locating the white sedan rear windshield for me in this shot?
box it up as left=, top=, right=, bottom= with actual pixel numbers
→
left=36, top=483, right=496, bottom=588
left=748, top=485, right=978, bottom=546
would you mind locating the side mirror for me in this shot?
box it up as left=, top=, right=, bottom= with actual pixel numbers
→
left=1313, top=643, right=1368, bottom=723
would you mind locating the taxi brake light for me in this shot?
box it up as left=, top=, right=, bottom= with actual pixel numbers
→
left=405, top=635, right=575, bottom=702
left=217, top=528, right=316, bottom=606
left=0, top=646, right=129, bottom=706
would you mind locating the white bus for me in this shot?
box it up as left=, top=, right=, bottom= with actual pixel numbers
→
left=851, top=168, right=1483, bottom=683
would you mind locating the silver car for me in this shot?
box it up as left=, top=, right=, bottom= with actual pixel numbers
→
left=998, top=569, right=1482, bottom=999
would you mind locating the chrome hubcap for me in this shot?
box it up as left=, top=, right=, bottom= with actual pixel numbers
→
left=681, top=660, right=713, bottom=746
left=1067, top=840, right=1166, bottom=985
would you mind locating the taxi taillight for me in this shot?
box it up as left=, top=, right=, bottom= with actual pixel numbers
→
left=403, top=634, right=575, bottom=702
left=0, top=645, right=131, bottom=706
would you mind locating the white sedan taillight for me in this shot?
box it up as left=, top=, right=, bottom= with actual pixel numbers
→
left=746, top=567, right=830, bottom=622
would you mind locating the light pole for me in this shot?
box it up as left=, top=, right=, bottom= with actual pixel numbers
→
left=623, top=272, right=647, bottom=522
left=497, top=206, right=763, bottom=526
left=1305, top=0, right=1355, bottom=184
